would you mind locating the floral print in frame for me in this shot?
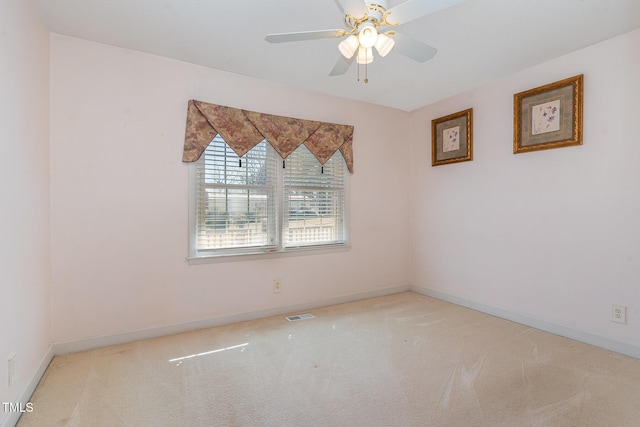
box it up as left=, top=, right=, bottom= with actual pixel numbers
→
left=431, top=108, right=473, bottom=166
left=514, top=75, right=583, bottom=154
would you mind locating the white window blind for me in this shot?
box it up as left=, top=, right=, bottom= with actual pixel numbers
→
left=190, top=136, right=348, bottom=259
left=194, top=137, right=278, bottom=254
left=284, top=145, right=346, bottom=248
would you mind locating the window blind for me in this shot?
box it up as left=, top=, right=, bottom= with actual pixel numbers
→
left=283, top=145, right=346, bottom=248
left=195, top=137, right=278, bottom=252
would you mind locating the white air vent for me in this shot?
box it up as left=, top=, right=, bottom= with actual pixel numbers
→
left=285, top=313, right=315, bottom=321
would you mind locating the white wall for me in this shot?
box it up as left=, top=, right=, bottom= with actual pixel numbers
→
left=410, top=29, right=640, bottom=347
left=0, top=0, right=51, bottom=418
left=50, top=35, right=411, bottom=343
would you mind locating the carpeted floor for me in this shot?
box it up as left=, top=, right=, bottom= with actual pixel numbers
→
left=16, top=292, right=640, bottom=426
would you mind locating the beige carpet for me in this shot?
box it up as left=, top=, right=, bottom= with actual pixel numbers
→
left=17, top=292, right=640, bottom=426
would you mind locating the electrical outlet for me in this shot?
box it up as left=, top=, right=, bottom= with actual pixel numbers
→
left=8, top=353, right=16, bottom=386
left=612, top=304, right=627, bottom=324
left=273, top=279, right=282, bottom=293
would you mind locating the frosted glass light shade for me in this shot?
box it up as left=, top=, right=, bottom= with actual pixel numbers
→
left=358, top=23, right=378, bottom=49
left=374, top=33, right=395, bottom=57
left=338, top=35, right=359, bottom=59
left=356, top=46, right=373, bottom=64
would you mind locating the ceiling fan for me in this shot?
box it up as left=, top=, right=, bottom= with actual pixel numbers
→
left=265, top=0, right=465, bottom=82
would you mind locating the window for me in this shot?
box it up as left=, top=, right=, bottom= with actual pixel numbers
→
left=189, top=135, right=348, bottom=260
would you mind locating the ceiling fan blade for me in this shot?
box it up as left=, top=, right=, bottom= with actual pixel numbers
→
left=334, top=0, right=368, bottom=18
left=329, top=55, right=355, bottom=76
left=390, top=32, right=438, bottom=62
left=385, top=0, right=465, bottom=26
left=265, top=29, right=344, bottom=43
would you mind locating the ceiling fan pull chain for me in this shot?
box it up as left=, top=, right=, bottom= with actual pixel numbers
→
left=365, top=57, right=369, bottom=84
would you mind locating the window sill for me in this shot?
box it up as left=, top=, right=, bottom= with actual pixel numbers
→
left=186, top=243, right=351, bottom=265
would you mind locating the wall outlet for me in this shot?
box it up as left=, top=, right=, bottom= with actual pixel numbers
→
left=273, top=279, right=282, bottom=293
left=8, top=353, right=16, bottom=386
left=612, top=304, right=627, bottom=324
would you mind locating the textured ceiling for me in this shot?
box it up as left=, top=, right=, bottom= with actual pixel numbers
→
left=34, top=0, right=640, bottom=111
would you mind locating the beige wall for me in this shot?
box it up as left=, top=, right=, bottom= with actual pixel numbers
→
left=410, top=28, right=640, bottom=348
left=49, top=34, right=412, bottom=343
left=0, top=0, right=51, bottom=420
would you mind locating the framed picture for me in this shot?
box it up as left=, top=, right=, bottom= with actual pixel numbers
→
left=431, top=108, right=473, bottom=166
left=514, top=74, right=583, bottom=154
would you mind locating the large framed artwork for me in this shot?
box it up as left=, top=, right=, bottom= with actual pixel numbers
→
left=431, top=108, right=473, bottom=166
left=514, top=74, right=583, bottom=154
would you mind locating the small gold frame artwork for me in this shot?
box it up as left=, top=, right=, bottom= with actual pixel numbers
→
left=431, top=108, right=473, bottom=166
left=514, top=74, right=583, bottom=154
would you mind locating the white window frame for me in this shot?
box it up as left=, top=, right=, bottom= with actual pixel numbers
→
left=187, top=139, right=350, bottom=264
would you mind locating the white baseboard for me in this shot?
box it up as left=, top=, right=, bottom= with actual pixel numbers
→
left=0, top=344, right=54, bottom=427
left=54, top=284, right=411, bottom=355
left=411, top=285, right=640, bottom=360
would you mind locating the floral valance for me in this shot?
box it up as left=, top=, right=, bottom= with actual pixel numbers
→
left=182, top=100, right=354, bottom=173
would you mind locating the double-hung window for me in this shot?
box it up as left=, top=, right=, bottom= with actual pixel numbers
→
left=189, top=135, right=348, bottom=260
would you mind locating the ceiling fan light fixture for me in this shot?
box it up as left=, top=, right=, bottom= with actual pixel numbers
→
left=356, top=46, right=373, bottom=65
left=374, top=33, right=395, bottom=57
left=358, top=23, right=378, bottom=49
left=338, top=35, right=359, bottom=59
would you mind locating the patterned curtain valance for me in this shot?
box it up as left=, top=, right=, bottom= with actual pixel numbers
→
left=182, top=100, right=354, bottom=173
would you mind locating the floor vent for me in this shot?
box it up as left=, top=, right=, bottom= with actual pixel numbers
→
left=285, top=313, right=315, bottom=322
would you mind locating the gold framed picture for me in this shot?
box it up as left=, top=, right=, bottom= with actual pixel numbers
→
left=514, top=74, right=583, bottom=154
left=431, top=108, right=473, bottom=166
